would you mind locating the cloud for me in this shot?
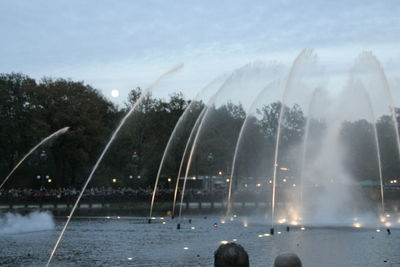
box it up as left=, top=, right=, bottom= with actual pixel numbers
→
left=0, top=0, right=399, bottom=104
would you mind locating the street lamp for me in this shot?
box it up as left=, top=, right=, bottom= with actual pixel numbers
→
left=207, top=153, right=214, bottom=164
left=130, top=151, right=141, bottom=179
left=207, top=152, right=215, bottom=193
left=40, top=150, right=48, bottom=163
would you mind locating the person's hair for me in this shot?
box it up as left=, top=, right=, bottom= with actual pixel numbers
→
left=274, top=253, right=302, bottom=267
left=214, top=242, right=249, bottom=267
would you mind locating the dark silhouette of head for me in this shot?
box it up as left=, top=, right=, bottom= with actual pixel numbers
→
left=214, top=242, right=249, bottom=267
left=274, top=253, right=302, bottom=267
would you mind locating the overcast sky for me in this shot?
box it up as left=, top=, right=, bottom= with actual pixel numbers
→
left=0, top=0, right=399, bottom=106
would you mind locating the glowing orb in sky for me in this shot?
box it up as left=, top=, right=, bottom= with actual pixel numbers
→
left=111, top=89, right=119, bottom=98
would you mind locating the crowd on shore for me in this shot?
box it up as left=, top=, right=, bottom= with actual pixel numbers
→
left=0, top=186, right=241, bottom=204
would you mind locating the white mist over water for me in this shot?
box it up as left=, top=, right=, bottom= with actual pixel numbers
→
left=0, top=211, right=55, bottom=235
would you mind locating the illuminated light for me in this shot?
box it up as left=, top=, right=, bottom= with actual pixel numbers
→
left=221, top=219, right=226, bottom=224
left=292, top=184, right=296, bottom=187
left=232, top=239, right=237, bottom=242
left=183, top=247, right=189, bottom=250
left=162, top=222, right=166, bottom=225
left=127, top=257, right=133, bottom=261
left=258, top=234, right=263, bottom=238
left=106, top=216, right=110, bottom=219
left=385, top=222, right=392, bottom=227
left=277, top=232, right=282, bottom=235
left=269, top=180, right=272, bottom=184
left=352, top=222, right=362, bottom=228
left=291, top=221, right=299, bottom=226
left=117, top=216, right=121, bottom=219
left=220, top=241, right=229, bottom=244
left=282, top=178, right=287, bottom=183
left=278, top=218, right=287, bottom=224
left=376, top=229, right=381, bottom=232
left=244, top=184, right=248, bottom=187
left=192, top=176, right=197, bottom=180
left=256, top=183, right=261, bottom=187
left=112, top=178, right=117, bottom=183
left=386, top=214, right=391, bottom=218
left=111, top=89, right=119, bottom=98
left=151, top=217, right=157, bottom=220
left=300, top=227, right=305, bottom=231
left=160, top=217, right=164, bottom=220
left=243, top=222, right=248, bottom=228
left=191, top=226, right=196, bottom=230
left=263, top=233, right=270, bottom=237
left=218, top=171, right=223, bottom=175
left=167, top=178, right=172, bottom=182
left=280, top=167, right=289, bottom=171
left=47, top=179, right=52, bottom=183
left=380, top=216, right=386, bottom=223
left=226, top=178, right=230, bottom=183
left=233, top=215, right=237, bottom=218
left=230, top=217, right=234, bottom=221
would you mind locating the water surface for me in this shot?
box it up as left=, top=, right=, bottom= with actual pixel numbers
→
left=0, top=215, right=398, bottom=266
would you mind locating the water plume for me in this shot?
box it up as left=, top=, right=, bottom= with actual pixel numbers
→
left=0, top=211, right=54, bottom=235
left=271, top=49, right=320, bottom=228
left=172, top=107, right=207, bottom=217
left=352, top=52, right=400, bottom=161
left=177, top=62, right=282, bottom=220
left=227, top=79, right=284, bottom=216
left=149, top=75, right=226, bottom=219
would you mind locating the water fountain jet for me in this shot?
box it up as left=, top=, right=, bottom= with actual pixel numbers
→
left=46, top=64, right=183, bottom=267
left=0, top=127, right=69, bottom=190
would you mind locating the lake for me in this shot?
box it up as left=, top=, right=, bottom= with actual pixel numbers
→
left=0, top=214, right=399, bottom=266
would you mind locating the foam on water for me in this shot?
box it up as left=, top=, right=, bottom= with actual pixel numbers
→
left=0, top=211, right=55, bottom=235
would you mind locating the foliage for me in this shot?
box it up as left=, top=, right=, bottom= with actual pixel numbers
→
left=0, top=72, right=399, bottom=190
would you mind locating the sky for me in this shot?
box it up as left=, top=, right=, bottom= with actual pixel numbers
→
left=0, top=0, right=399, bottom=107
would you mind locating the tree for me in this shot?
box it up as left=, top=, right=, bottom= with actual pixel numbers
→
left=30, top=78, right=118, bottom=186
left=0, top=73, right=40, bottom=183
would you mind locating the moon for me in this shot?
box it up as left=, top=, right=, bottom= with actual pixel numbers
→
left=111, top=89, right=119, bottom=98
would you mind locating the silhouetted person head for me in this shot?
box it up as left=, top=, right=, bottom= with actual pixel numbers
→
left=274, top=253, right=302, bottom=267
left=214, top=242, right=249, bottom=267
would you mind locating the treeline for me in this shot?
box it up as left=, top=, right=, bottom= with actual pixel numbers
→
left=0, top=73, right=399, bottom=189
